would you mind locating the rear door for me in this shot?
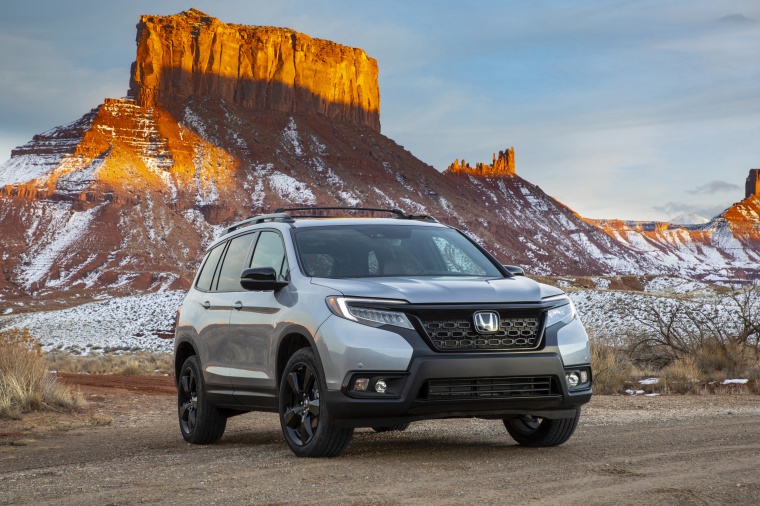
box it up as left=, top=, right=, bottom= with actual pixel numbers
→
left=196, top=232, right=257, bottom=394
left=229, top=230, right=289, bottom=407
left=190, top=241, right=233, bottom=392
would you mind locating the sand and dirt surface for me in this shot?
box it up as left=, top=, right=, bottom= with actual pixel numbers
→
left=1, top=374, right=759, bottom=505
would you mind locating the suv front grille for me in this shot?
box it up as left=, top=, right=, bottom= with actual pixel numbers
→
left=423, top=376, right=557, bottom=400
left=422, top=315, right=542, bottom=351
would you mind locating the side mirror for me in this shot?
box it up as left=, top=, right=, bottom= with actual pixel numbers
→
left=503, top=265, right=525, bottom=276
left=240, top=267, right=288, bottom=291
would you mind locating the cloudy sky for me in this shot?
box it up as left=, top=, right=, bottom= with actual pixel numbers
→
left=1, top=0, right=758, bottom=220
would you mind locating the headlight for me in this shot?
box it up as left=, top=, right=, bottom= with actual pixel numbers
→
left=325, top=296, right=414, bottom=329
left=545, top=296, right=576, bottom=327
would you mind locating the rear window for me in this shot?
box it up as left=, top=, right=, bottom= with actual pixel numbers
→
left=195, top=243, right=226, bottom=291
left=294, top=225, right=502, bottom=278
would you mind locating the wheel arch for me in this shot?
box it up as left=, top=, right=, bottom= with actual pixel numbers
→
left=175, top=339, right=197, bottom=385
left=275, top=325, right=321, bottom=389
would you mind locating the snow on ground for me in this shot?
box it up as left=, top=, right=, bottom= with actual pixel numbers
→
left=568, top=286, right=748, bottom=342
left=722, top=379, right=749, bottom=385
left=644, top=276, right=717, bottom=295
left=0, top=291, right=186, bottom=354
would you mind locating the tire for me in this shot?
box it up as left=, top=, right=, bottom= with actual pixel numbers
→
left=177, top=355, right=227, bottom=444
left=278, top=348, right=354, bottom=458
left=503, top=409, right=581, bottom=447
left=372, top=423, right=410, bottom=433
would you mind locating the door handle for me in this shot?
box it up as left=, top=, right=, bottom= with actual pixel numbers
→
left=233, top=301, right=243, bottom=311
left=201, top=301, right=211, bottom=310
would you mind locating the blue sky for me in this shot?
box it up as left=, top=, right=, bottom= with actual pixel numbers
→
left=1, top=0, right=758, bottom=220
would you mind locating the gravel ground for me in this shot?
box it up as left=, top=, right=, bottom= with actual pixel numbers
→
left=1, top=376, right=759, bottom=505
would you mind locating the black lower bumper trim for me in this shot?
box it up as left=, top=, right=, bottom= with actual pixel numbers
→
left=327, top=353, right=591, bottom=427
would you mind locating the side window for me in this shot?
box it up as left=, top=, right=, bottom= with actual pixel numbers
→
left=216, top=233, right=257, bottom=291
left=250, top=231, right=288, bottom=281
left=195, top=243, right=226, bottom=291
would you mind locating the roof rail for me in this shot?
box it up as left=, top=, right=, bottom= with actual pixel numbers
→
left=222, top=207, right=440, bottom=236
left=272, top=207, right=439, bottom=222
left=223, top=212, right=293, bottom=235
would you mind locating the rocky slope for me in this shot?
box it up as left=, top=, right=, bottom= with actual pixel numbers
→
left=0, top=9, right=759, bottom=307
left=591, top=192, right=760, bottom=283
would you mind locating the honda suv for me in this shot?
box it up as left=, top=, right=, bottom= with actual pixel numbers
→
left=174, top=207, right=592, bottom=457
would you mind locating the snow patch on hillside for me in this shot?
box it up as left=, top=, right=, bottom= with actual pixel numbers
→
left=373, top=188, right=396, bottom=207
left=183, top=107, right=209, bottom=140
left=326, top=169, right=361, bottom=206
left=283, top=117, right=303, bottom=156
left=400, top=198, right=427, bottom=214
left=18, top=203, right=103, bottom=289
left=268, top=171, right=316, bottom=205
left=0, top=115, right=93, bottom=186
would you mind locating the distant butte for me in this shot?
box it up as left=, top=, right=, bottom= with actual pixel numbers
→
left=445, top=147, right=516, bottom=177
left=129, top=9, right=381, bottom=131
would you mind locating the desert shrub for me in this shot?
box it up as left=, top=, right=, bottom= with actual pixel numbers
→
left=694, top=341, right=756, bottom=379
left=662, top=356, right=701, bottom=394
left=45, top=350, right=173, bottom=376
left=625, top=284, right=760, bottom=379
left=0, top=328, right=83, bottom=419
left=119, top=361, right=143, bottom=376
left=589, top=338, right=632, bottom=394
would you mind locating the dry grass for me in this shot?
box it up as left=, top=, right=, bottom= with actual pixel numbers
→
left=45, top=350, right=173, bottom=376
left=662, top=357, right=701, bottom=394
left=0, top=328, right=83, bottom=419
left=590, top=339, right=634, bottom=394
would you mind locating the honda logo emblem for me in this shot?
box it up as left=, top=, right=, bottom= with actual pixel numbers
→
left=473, top=311, right=500, bottom=333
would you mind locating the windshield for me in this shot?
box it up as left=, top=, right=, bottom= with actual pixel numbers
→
left=294, top=225, right=503, bottom=278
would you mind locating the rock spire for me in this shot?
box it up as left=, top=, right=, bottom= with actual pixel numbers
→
left=746, top=169, right=760, bottom=199
left=446, top=147, right=515, bottom=177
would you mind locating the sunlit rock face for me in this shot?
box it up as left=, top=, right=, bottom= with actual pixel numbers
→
left=446, top=148, right=515, bottom=177
left=129, top=9, right=381, bottom=131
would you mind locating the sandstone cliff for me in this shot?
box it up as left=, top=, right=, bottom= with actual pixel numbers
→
left=445, top=147, right=515, bottom=177
left=129, top=9, right=380, bottom=131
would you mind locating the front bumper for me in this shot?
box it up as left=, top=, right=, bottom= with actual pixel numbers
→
left=325, top=352, right=591, bottom=428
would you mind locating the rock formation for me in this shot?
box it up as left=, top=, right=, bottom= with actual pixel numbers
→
left=445, top=147, right=515, bottom=177
left=129, top=9, right=381, bottom=131
left=745, top=169, right=760, bottom=199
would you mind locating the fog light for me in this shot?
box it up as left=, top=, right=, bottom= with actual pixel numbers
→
left=566, top=372, right=580, bottom=388
left=375, top=379, right=387, bottom=393
left=580, top=370, right=589, bottom=384
left=353, top=378, right=369, bottom=391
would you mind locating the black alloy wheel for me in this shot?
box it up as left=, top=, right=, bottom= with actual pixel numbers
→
left=279, top=348, right=353, bottom=457
left=177, top=355, right=227, bottom=444
left=281, top=361, right=321, bottom=446
left=178, top=365, right=199, bottom=436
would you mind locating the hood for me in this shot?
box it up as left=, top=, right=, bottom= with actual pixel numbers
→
left=311, top=276, right=563, bottom=304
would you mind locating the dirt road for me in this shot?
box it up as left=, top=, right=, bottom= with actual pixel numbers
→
left=1, top=375, right=759, bottom=505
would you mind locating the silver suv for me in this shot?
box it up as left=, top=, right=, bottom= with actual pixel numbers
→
left=174, top=208, right=592, bottom=457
